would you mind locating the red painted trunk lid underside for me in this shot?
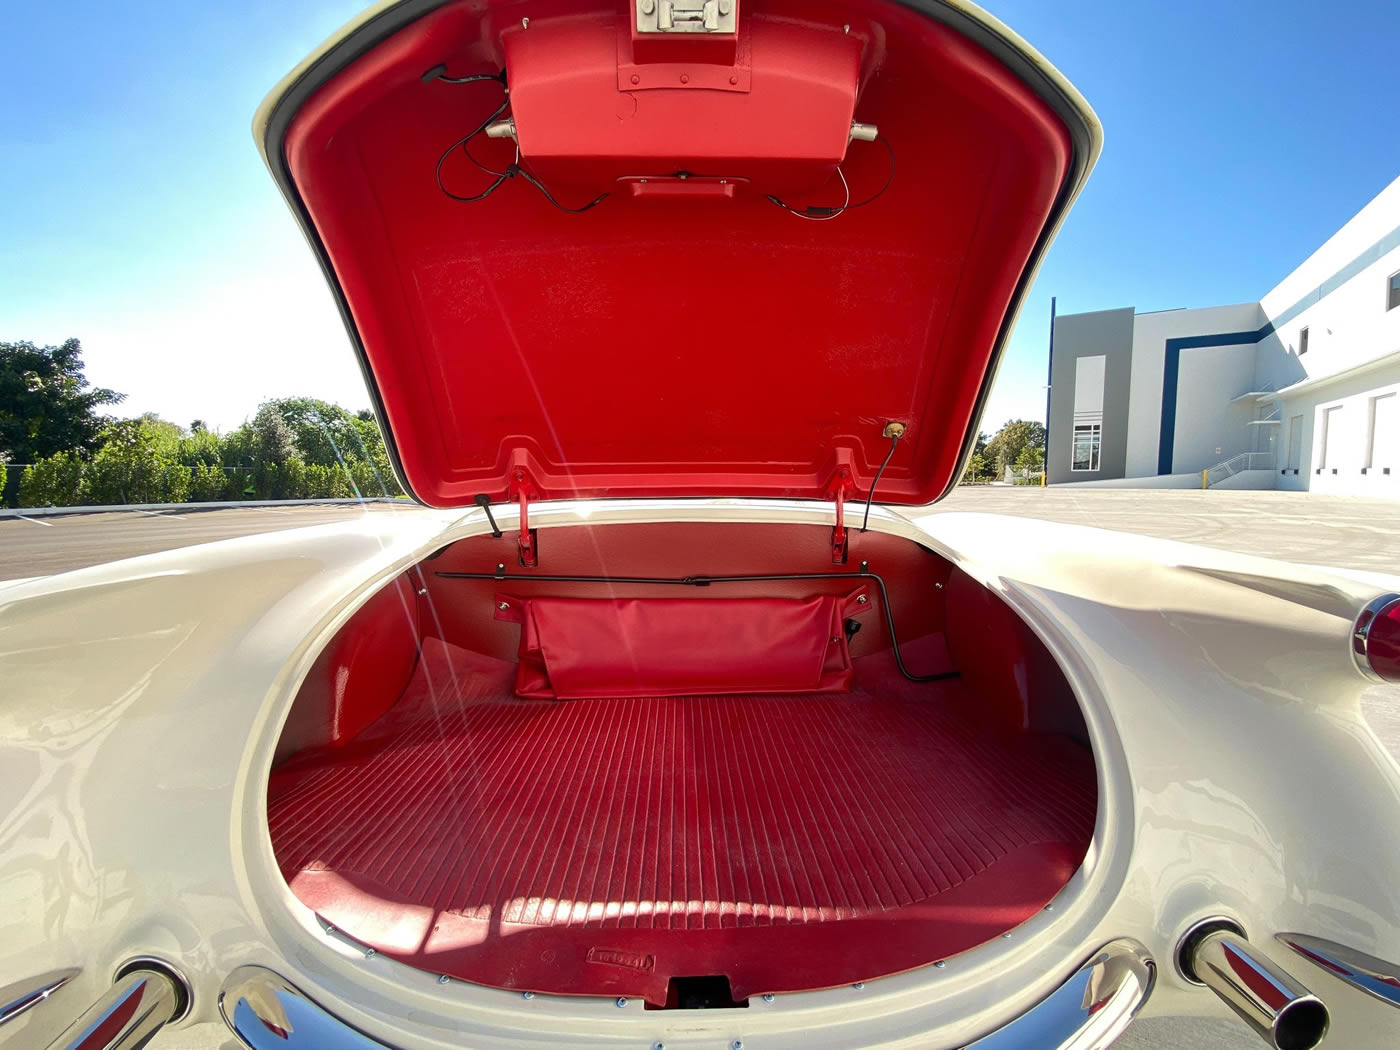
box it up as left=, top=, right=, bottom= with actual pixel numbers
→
left=268, top=0, right=1082, bottom=506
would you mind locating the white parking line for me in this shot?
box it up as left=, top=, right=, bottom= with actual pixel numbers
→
left=17, top=515, right=54, bottom=527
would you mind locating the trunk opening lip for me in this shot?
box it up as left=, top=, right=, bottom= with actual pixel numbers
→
left=250, top=0, right=1103, bottom=509
left=234, top=501, right=1128, bottom=1046
left=219, top=939, right=1154, bottom=1049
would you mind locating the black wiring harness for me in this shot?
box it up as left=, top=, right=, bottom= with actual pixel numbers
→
left=427, top=66, right=608, bottom=213
left=765, top=134, right=895, bottom=220
left=427, top=64, right=893, bottom=217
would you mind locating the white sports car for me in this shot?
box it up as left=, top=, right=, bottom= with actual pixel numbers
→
left=3, top=1, right=1399, bottom=1048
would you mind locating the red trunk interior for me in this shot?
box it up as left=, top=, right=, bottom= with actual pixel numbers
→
left=268, top=523, right=1096, bottom=1003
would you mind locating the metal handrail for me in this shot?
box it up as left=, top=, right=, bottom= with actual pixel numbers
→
left=1205, top=452, right=1276, bottom=486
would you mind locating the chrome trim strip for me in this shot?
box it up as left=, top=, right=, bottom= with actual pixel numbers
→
left=220, top=946, right=1153, bottom=1050
left=963, top=939, right=1155, bottom=1049
left=1352, top=592, right=1400, bottom=683
left=220, top=967, right=393, bottom=1049
left=1279, top=932, right=1400, bottom=1010
left=0, top=968, right=79, bottom=1027
left=44, top=969, right=181, bottom=1050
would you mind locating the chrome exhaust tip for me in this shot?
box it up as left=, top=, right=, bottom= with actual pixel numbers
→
left=43, top=961, right=188, bottom=1050
left=1179, top=920, right=1329, bottom=1050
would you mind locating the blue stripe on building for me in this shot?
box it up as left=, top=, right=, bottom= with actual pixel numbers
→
left=1158, top=330, right=1264, bottom=474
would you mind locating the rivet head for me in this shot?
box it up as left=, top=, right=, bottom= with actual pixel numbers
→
left=438, top=974, right=450, bottom=984
left=843, top=23, right=851, bottom=33
left=1002, top=932, right=1013, bottom=939
left=521, top=17, right=530, bottom=28
left=856, top=594, right=868, bottom=604
left=522, top=990, right=535, bottom=999
left=631, top=74, right=641, bottom=85
left=679, top=74, right=689, bottom=84
left=761, top=993, right=774, bottom=1002
left=729, top=74, right=738, bottom=84
left=498, top=601, right=510, bottom=610
left=852, top=982, right=864, bottom=990
left=616, top=997, right=628, bottom=1008
left=642, top=0, right=656, bottom=11
left=364, top=947, right=376, bottom=958
left=934, top=960, right=946, bottom=968
left=732, top=1042, right=743, bottom=1050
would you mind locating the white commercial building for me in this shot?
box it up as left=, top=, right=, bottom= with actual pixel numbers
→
left=1047, top=175, right=1400, bottom=496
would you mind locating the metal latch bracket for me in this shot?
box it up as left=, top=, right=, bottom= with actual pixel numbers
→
left=508, top=468, right=540, bottom=568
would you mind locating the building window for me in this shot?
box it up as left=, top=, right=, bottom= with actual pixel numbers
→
left=1071, top=424, right=1101, bottom=472
left=1368, top=392, right=1397, bottom=470
left=1298, top=326, right=1309, bottom=354
left=1389, top=270, right=1400, bottom=312
left=1287, top=414, right=1304, bottom=471
left=1319, top=405, right=1342, bottom=469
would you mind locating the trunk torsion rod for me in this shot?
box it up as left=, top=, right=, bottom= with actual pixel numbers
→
left=433, top=567, right=958, bottom=684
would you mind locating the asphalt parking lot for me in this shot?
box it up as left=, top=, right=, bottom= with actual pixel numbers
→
left=3, top=486, right=1399, bottom=581
left=4, top=488, right=1395, bottom=1050
left=0, top=500, right=416, bottom=581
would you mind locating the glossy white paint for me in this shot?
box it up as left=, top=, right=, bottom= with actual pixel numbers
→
left=2, top=499, right=1399, bottom=1048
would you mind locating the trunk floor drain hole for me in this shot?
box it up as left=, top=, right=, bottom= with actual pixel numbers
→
left=648, top=975, right=748, bottom=1010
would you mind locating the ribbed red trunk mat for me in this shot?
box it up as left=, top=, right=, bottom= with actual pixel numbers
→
left=268, top=640, right=1096, bottom=1003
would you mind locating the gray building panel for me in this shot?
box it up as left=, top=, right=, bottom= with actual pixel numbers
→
left=1047, top=307, right=1135, bottom=484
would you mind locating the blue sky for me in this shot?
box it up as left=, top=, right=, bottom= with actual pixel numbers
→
left=3, top=0, right=1398, bottom=435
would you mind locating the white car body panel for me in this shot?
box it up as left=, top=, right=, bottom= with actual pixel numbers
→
left=2, top=500, right=1398, bottom=1047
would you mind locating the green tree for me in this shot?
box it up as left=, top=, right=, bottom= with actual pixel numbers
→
left=257, top=397, right=360, bottom=467
left=251, top=404, right=297, bottom=468
left=189, top=462, right=230, bottom=502
left=178, top=426, right=225, bottom=468
left=19, top=451, right=88, bottom=507
left=248, top=397, right=401, bottom=496
left=84, top=415, right=190, bottom=505
left=0, top=339, right=124, bottom=505
left=984, top=419, right=1047, bottom=476
left=1014, top=444, right=1045, bottom=472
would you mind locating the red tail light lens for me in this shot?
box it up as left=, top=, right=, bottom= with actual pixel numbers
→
left=1354, top=595, right=1400, bottom=683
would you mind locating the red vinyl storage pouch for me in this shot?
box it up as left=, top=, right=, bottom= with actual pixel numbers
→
left=496, top=590, right=871, bottom=699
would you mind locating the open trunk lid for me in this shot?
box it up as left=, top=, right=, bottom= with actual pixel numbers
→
left=256, top=0, right=1099, bottom=508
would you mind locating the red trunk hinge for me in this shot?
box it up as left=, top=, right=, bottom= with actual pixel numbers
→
left=508, top=468, right=540, bottom=567
left=826, top=466, right=856, bottom=564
